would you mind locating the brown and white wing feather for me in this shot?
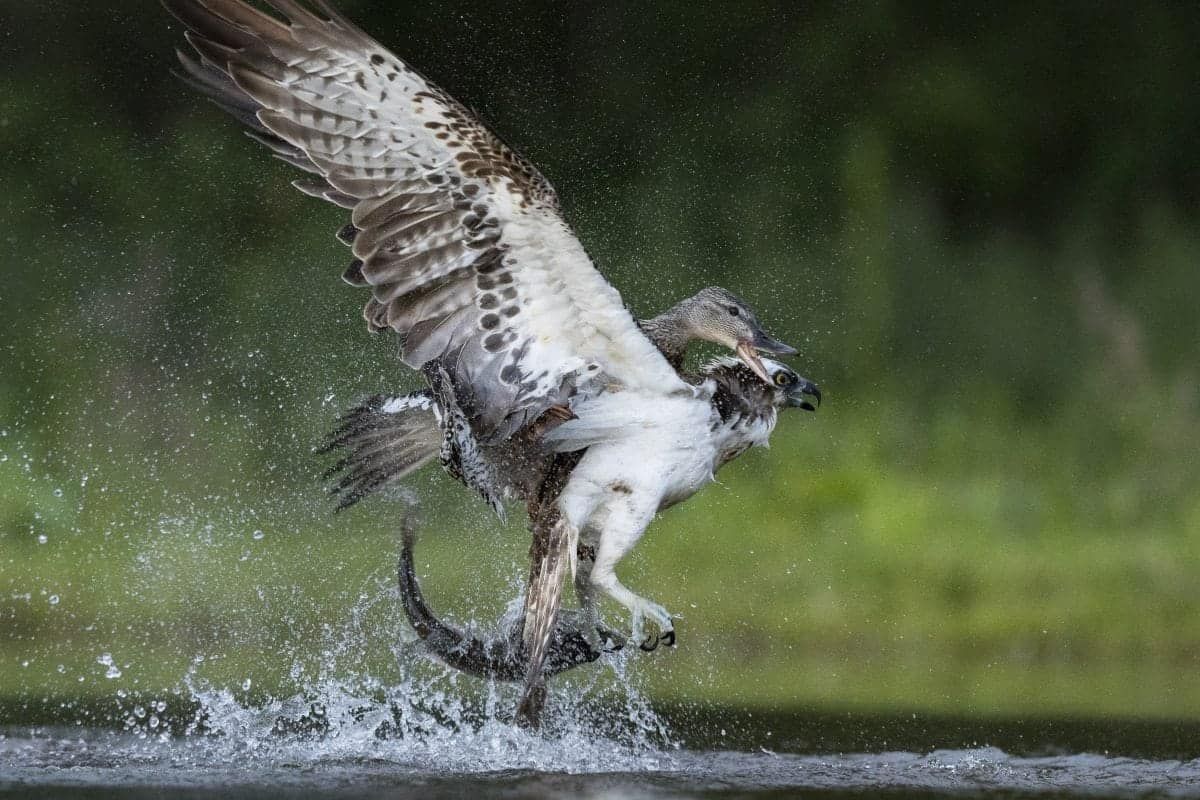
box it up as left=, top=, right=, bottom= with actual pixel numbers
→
left=165, top=0, right=684, bottom=439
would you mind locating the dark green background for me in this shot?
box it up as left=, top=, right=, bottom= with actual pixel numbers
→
left=2, top=1, right=1198, bottom=723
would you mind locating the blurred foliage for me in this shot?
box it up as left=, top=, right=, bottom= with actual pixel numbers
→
left=1, top=1, right=1199, bottom=721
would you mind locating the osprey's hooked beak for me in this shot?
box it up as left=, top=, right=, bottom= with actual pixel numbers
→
left=786, top=377, right=822, bottom=412
left=736, top=330, right=798, bottom=384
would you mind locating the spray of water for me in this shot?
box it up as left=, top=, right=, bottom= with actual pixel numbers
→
left=99, top=565, right=679, bottom=775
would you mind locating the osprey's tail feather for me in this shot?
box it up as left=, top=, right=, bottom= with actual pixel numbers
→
left=320, top=391, right=441, bottom=510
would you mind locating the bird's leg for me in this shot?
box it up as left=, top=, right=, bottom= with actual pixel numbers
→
left=589, top=506, right=676, bottom=651
left=573, top=542, right=603, bottom=652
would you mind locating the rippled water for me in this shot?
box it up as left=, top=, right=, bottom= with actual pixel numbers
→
left=4, top=731, right=1200, bottom=799
left=4, top=682, right=1199, bottom=800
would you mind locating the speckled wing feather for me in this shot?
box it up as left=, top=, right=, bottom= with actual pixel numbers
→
left=165, top=0, right=685, bottom=441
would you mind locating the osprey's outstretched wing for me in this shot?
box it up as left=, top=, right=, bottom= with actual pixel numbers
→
left=165, top=0, right=685, bottom=440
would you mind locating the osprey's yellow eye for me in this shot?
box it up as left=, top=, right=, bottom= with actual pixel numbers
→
left=774, top=371, right=791, bottom=387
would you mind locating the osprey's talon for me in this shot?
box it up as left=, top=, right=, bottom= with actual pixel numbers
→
left=625, top=597, right=674, bottom=653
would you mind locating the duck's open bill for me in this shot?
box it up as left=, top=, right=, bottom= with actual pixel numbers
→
left=736, top=330, right=798, bottom=383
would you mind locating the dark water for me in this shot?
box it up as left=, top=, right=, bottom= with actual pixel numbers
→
left=1, top=735, right=1198, bottom=799
left=3, top=704, right=1199, bottom=799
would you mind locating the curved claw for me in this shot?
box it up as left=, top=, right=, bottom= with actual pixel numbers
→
left=638, top=627, right=676, bottom=652
left=629, top=599, right=674, bottom=653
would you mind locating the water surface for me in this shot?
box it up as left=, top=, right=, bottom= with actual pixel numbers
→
left=4, top=704, right=1199, bottom=799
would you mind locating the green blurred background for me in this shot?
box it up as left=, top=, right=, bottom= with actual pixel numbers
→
left=2, top=1, right=1198, bottom=725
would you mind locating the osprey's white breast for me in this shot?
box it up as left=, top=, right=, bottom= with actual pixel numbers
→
left=545, top=386, right=722, bottom=530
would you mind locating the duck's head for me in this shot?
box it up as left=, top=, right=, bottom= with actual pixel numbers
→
left=682, top=287, right=797, bottom=383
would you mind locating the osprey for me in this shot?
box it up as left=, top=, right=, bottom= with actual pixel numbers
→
left=395, top=357, right=819, bottom=682
left=333, top=353, right=819, bottom=724
left=163, top=0, right=817, bottom=726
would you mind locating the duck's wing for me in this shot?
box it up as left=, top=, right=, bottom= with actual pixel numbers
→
left=165, top=0, right=685, bottom=440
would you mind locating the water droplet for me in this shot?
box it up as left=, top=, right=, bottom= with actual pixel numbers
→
left=98, top=652, right=122, bottom=679
left=252, top=529, right=264, bottom=540
left=155, top=700, right=167, bottom=712
left=52, top=488, right=63, bottom=498
left=134, top=706, right=146, bottom=719
left=36, top=535, right=47, bottom=545
left=148, top=715, right=160, bottom=729
left=48, top=595, right=59, bottom=606
left=241, top=678, right=252, bottom=691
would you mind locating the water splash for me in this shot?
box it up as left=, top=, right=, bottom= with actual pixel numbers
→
left=96, top=653, right=122, bottom=680
left=170, top=672, right=674, bottom=775
left=81, top=570, right=681, bottom=775
left=165, top=626, right=677, bottom=774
